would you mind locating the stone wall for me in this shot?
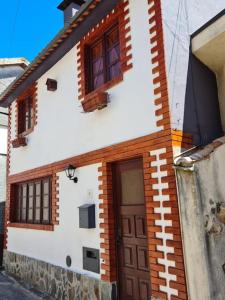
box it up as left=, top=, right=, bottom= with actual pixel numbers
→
left=175, top=141, right=225, bottom=300
left=3, top=250, right=116, bottom=300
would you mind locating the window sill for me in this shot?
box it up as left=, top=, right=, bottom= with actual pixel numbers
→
left=82, top=91, right=108, bottom=113
left=8, top=223, right=54, bottom=231
left=82, top=74, right=123, bottom=111
left=11, top=137, right=27, bottom=148
left=19, top=127, right=34, bottom=137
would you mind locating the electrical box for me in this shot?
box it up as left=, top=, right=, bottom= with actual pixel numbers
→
left=79, top=204, right=95, bottom=228
left=83, top=247, right=100, bottom=273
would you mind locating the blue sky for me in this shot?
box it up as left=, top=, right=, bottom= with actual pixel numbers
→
left=0, top=0, right=63, bottom=62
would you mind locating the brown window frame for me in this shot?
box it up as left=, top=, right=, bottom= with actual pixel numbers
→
left=86, top=23, right=121, bottom=93
left=13, top=177, right=51, bottom=225
left=18, top=96, right=34, bottom=135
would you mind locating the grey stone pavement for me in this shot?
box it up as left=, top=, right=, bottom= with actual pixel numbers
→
left=0, top=271, right=54, bottom=300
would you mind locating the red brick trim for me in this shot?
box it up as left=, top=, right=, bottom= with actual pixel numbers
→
left=149, top=0, right=171, bottom=131
left=15, top=82, right=38, bottom=139
left=52, top=173, right=59, bottom=226
left=6, top=126, right=187, bottom=298
left=148, top=1, right=188, bottom=298
left=5, top=171, right=59, bottom=248
left=98, top=162, right=116, bottom=282
left=8, top=223, right=54, bottom=231
left=171, top=130, right=193, bottom=150
left=82, top=91, right=108, bottom=113
left=11, top=137, right=27, bottom=148
left=8, top=131, right=172, bottom=184
left=5, top=132, right=172, bottom=245
left=77, top=0, right=132, bottom=103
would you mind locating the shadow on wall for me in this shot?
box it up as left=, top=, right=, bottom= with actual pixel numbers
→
left=0, top=202, right=5, bottom=266
left=0, top=202, right=5, bottom=234
left=183, top=51, right=223, bottom=146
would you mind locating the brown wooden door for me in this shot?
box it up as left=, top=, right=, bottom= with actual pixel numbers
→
left=113, top=158, right=151, bottom=300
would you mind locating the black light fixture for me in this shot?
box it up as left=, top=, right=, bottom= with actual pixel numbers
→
left=65, top=165, right=78, bottom=183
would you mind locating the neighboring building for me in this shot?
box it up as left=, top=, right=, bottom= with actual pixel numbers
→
left=0, top=1, right=224, bottom=300
left=0, top=58, right=29, bottom=265
left=174, top=11, right=225, bottom=300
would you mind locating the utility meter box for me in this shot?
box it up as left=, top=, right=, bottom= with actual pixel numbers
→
left=83, top=247, right=100, bottom=273
left=78, top=204, right=95, bottom=229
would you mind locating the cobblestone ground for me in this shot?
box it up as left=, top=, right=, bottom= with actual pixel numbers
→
left=0, top=271, right=54, bottom=300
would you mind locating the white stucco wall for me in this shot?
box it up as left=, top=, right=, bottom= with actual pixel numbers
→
left=161, top=0, right=225, bottom=130
left=7, top=164, right=102, bottom=278
left=10, top=0, right=157, bottom=175
left=0, top=128, right=7, bottom=155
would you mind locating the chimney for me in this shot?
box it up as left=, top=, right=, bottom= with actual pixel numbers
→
left=57, top=0, right=85, bottom=25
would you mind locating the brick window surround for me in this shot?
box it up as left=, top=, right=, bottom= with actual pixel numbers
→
left=87, top=23, right=121, bottom=93
left=15, top=82, right=38, bottom=138
left=7, top=173, right=59, bottom=233
left=77, top=0, right=132, bottom=110
left=12, top=177, right=51, bottom=225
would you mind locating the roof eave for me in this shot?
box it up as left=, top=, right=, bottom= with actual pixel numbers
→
left=0, top=0, right=119, bottom=107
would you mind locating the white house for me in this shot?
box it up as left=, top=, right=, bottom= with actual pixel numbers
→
left=0, top=1, right=225, bottom=299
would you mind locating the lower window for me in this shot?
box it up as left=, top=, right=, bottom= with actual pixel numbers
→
left=13, top=177, right=51, bottom=224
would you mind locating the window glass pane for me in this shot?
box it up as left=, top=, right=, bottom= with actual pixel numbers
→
left=22, top=184, right=27, bottom=197
left=35, top=208, right=41, bottom=222
left=28, top=184, right=34, bottom=196
left=91, top=41, right=105, bottom=90
left=35, top=195, right=41, bottom=208
left=12, top=177, right=51, bottom=225
left=93, top=74, right=104, bottom=89
left=18, top=97, right=33, bottom=133
left=43, top=195, right=49, bottom=207
left=93, top=58, right=104, bottom=75
left=28, top=184, right=34, bottom=222
left=28, top=209, right=33, bottom=221
left=109, top=62, right=121, bottom=80
left=21, top=207, right=26, bottom=222
left=120, top=163, right=145, bottom=205
left=108, top=44, right=120, bottom=65
left=43, top=208, right=49, bottom=222
left=16, top=186, right=21, bottom=222
left=91, top=41, right=103, bottom=60
left=43, top=180, right=49, bottom=194
left=35, top=182, right=41, bottom=196
left=35, top=182, right=41, bottom=223
left=107, top=27, right=119, bottom=49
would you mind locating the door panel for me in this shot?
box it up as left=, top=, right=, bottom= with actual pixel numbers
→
left=113, top=158, right=151, bottom=300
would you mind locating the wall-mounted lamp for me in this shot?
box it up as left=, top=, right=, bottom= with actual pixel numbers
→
left=65, top=165, right=78, bottom=183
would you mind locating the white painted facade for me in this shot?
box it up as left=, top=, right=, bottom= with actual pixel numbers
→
left=5, top=0, right=225, bottom=296
left=8, top=164, right=102, bottom=279
left=9, top=0, right=157, bottom=175
left=7, top=0, right=159, bottom=278
left=161, top=0, right=225, bottom=131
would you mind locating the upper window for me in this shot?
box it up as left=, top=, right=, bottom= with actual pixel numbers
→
left=13, top=177, right=51, bottom=225
left=87, top=24, right=121, bottom=93
left=18, top=96, right=34, bottom=135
